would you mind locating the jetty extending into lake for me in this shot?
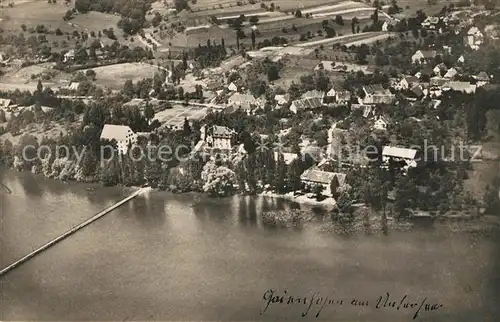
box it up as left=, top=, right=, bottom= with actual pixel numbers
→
left=0, top=187, right=151, bottom=277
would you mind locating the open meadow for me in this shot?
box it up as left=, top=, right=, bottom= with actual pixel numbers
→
left=90, top=63, right=160, bottom=90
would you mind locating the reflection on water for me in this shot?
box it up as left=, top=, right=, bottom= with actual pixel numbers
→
left=0, top=168, right=499, bottom=321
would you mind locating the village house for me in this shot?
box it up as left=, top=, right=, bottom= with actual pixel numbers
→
left=360, top=85, right=395, bottom=105
left=67, top=82, right=80, bottom=91
left=372, top=116, right=389, bottom=131
left=227, top=82, right=238, bottom=92
left=63, top=49, right=75, bottom=63
left=411, top=50, right=437, bottom=64
left=465, top=26, right=484, bottom=50
left=457, top=55, right=465, bottom=64
left=274, top=94, right=290, bottom=106
left=443, top=67, right=458, bottom=79
left=421, top=16, right=440, bottom=30
left=201, top=125, right=235, bottom=150
left=406, top=85, right=425, bottom=101
left=399, top=76, right=419, bottom=90
left=335, top=90, right=351, bottom=104
left=273, top=151, right=298, bottom=165
left=227, top=93, right=257, bottom=114
left=382, top=146, right=419, bottom=170
left=473, top=72, right=490, bottom=87
left=442, top=81, right=476, bottom=94
left=301, top=90, right=325, bottom=100
left=433, top=63, right=448, bottom=77
left=0, top=98, right=12, bottom=110
left=300, top=168, right=347, bottom=196
left=100, top=124, right=137, bottom=155
left=382, top=19, right=398, bottom=32
left=290, top=97, right=323, bottom=114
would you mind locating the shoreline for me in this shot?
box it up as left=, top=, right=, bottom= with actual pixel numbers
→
left=258, top=191, right=337, bottom=208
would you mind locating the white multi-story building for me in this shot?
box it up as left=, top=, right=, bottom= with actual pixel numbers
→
left=100, top=124, right=137, bottom=154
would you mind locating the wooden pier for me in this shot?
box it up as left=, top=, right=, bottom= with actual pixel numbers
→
left=0, top=187, right=150, bottom=277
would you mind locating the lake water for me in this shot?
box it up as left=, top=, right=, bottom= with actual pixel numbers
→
left=1, top=169, right=499, bottom=321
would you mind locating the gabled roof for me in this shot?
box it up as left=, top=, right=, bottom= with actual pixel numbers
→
left=423, top=16, right=440, bottom=24
left=228, top=93, right=256, bottom=105
left=414, top=50, right=437, bottom=59
left=302, top=90, right=325, bottom=99
left=363, top=84, right=386, bottom=95
left=336, top=90, right=351, bottom=101
left=300, top=169, right=346, bottom=186
left=410, top=86, right=424, bottom=97
left=444, top=68, right=457, bottom=78
left=382, top=146, right=418, bottom=160
left=0, top=98, right=12, bottom=108
left=430, top=77, right=448, bottom=87
left=403, top=76, right=419, bottom=84
left=100, top=124, right=134, bottom=141
left=210, top=125, right=234, bottom=138
left=475, top=71, right=489, bottom=81
left=443, top=81, right=476, bottom=93
left=291, top=97, right=323, bottom=110
left=68, top=82, right=79, bottom=90
left=467, top=26, right=482, bottom=35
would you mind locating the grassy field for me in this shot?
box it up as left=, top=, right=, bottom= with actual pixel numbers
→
left=153, top=104, right=208, bottom=129
left=0, top=62, right=70, bottom=92
left=91, top=63, right=159, bottom=89
left=0, top=1, right=75, bottom=31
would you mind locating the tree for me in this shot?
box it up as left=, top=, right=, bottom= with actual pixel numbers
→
left=144, top=102, right=155, bottom=124
left=182, top=117, right=192, bottom=136
left=312, top=184, right=325, bottom=199
left=330, top=176, right=340, bottom=198
left=74, top=0, right=91, bottom=13
left=249, top=16, right=259, bottom=25
left=372, top=9, right=379, bottom=24
left=295, top=9, right=302, bottom=18
left=267, top=65, right=279, bottom=82
left=251, top=29, right=256, bottom=49
left=483, top=182, right=499, bottom=215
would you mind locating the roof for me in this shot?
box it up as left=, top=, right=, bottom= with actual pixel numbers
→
left=382, top=146, right=418, bottom=159
left=291, top=97, right=323, bottom=110
left=228, top=93, right=256, bottom=105
left=300, top=169, right=346, bottom=186
left=336, top=90, right=351, bottom=101
left=468, top=26, right=482, bottom=35
left=444, top=68, right=457, bottom=78
left=475, top=72, right=489, bottom=81
left=423, top=16, right=440, bottom=24
left=430, top=77, right=448, bottom=87
left=68, top=82, right=79, bottom=90
left=410, top=86, right=424, bottom=97
left=0, top=98, right=12, bottom=108
left=302, top=90, right=325, bottom=99
left=273, top=152, right=298, bottom=165
left=403, top=76, right=419, bottom=84
left=363, top=84, right=387, bottom=95
left=100, top=124, right=134, bottom=141
left=414, top=50, right=437, bottom=59
left=210, top=125, right=234, bottom=138
left=443, top=81, right=476, bottom=93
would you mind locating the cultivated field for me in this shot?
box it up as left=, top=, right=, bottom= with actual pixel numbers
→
left=90, top=63, right=160, bottom=89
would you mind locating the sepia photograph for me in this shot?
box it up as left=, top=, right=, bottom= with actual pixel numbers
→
left=0, top=0, right=500, bottom=320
